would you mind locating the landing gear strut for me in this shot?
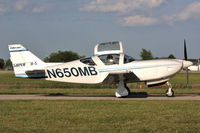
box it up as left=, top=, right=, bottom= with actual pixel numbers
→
left=165, top=82, right=174, bottom=97
left=115, top=75, right=130, bottom=98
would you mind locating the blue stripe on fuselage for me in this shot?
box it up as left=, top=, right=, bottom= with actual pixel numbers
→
left=98, top=64, right=179, bottom=73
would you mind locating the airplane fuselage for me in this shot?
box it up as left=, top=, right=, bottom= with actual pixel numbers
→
left=43, top=54, right=189, bottom=86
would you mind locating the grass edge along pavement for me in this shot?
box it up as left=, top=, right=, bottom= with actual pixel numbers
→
left=0, top=71, right=200, bottom=95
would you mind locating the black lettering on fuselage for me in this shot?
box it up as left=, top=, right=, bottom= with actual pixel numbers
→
left=56, top=68, right=64, bottom=78
left=88, top=67, right=98, bottom=75
left=63, top=68, right=71, bottom=77
left=46, top=67, right=98, bottom=79
left=78, top=67, right=90, bottom=76
left=71, top=67, right=79, bottom=77
left=47, top=69, right=57, bottom=78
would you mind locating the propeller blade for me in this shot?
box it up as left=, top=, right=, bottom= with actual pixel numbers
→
left=184, top=39, right=189, bottom=87
left=184, top=39, right=188, bottom=60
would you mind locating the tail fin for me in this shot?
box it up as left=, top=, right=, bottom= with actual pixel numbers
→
left=8, top=44, right=45, bottom=77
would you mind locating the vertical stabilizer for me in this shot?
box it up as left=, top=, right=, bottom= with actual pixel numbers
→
left=8, top=44, right=45, bottom=77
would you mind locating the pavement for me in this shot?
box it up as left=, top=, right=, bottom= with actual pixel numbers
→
left=0, top=94, right=200, bottom=100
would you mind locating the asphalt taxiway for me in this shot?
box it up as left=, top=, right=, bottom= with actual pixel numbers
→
left=0, top=94, right=200, bottom=100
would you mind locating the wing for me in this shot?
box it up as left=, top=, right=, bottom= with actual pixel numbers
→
left=102, top=72, right=140, bottom=84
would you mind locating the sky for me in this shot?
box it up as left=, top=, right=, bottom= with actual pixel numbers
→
left=0, top=0, right=200, bottom=60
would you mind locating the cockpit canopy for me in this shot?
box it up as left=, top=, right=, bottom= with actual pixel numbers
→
left=80, top=41, right=135, bottom=66
left=94, top=41, right=123, bottom=55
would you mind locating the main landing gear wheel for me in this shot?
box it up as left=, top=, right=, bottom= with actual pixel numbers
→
left=115, top=74, right=131, bottom=98
left=165, top=82, right=174, bottom=97
left=115, top=81, right=130, bottom=98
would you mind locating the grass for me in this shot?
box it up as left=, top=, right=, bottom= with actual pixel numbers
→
left=170, top=72, right=200, bottom=85
left=0, top=71, right=200, bottom=95
left=1, top=71, right=200, bottom=133
left=0, top=100, right=200, bottom=133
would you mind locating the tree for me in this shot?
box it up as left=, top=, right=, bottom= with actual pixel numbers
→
left=0, top=58, right=4, bottom=69
left=5, top=59, right=13, bottom=70
left=44, top=50, right=83, bottom=62
left=168, top=54, right=176, bottom=59
left=140, top=48, right=153, bottom=60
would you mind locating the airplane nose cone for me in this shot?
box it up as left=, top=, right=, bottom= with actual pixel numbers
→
left=183, top=60, right=193, bottom=68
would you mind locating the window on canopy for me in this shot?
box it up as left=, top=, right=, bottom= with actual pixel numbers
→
left=97, top=42, right=120, bottom=52
left=98, top=54, right=120, bottom=65
left=80, top=57, right=96, bottom=66
left=124, top=55, right=135, bottom=64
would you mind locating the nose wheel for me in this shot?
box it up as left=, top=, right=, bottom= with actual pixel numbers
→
left=165, top=82, right=174, bottom=97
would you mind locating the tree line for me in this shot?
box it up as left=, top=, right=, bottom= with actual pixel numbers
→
left=140, top=48, right=176, bottom=60
left=0, top=59, right=12, bottom=70
left=0, top=48, right=196, bottom=70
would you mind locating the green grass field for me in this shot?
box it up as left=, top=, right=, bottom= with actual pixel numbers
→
left=0, top=71, right=200, bottom=95
left=1, top=71, right=200, bottom=133
left=0, top=100, right=200, bottom=133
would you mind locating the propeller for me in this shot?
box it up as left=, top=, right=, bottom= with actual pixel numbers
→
left=184, top=39, right=189, bottom=87
left=184, top=39, right=187, bottom=60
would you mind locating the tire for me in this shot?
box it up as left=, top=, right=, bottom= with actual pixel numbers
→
left=165, top=89, right=174, bottom=97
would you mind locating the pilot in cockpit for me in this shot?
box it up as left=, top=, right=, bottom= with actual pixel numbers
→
left=107, top=55, right=115, bottom=64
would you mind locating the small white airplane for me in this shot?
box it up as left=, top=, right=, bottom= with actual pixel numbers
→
left=188, top=65, right=199, bottom=71
left=8, top=41, right=192, bottom=98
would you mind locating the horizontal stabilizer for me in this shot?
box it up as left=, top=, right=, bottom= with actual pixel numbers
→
left=25, top=70, right=47, bottom=79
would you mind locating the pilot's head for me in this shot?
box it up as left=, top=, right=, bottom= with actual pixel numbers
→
left=107, top=55, right=114, bottom=63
